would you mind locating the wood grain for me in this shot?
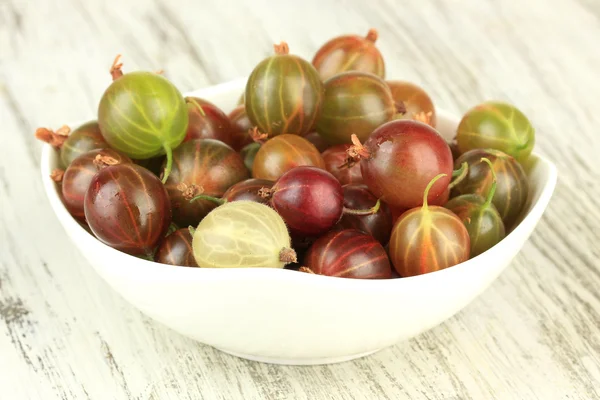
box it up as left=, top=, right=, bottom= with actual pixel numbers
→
left=1, top=0, right=599, bottom=398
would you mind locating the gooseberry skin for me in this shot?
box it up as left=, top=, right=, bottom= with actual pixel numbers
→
left=316, top=71, right=395, bottom=145
left=452, top=149, right=529, bottom=229
left=312, top=29, right=385, bottom=81
left=185, top=97, right=235, bottom=146
left=387, top=81, right=436, bottom=127
left=322, top=144, right=363, bottom=185
left=359, top=120, right=453, bottom=209
left=240, top=142, right=261, bottom=171
left=192, top=201, right=294, bottom=269
left=227, top=105, right=254, bottom=150
left=304, top=132, right=330, bottom=153
left=84, top=164, right=172, bottom=256
left=155, top=228, right=199, bottom=267
left=270, top=166, right=344, bottom=237
left=60, top=121, right=107, bottom=167
left=164, top=139, right=249, bottom=227
left=62, top=148, right=132, bottom=219
left=335, top=184, right=392, bottom=245
left=98, top=71, right=188, bottom=183
left=304, top=229, right=392, bottom=279
left=389, top=205, right=470, bottom=277
left=222, top=178, right=274, bottom=205
left=252, top=134, right=325, bottom=181
left=245, top=43, right=324, bottom=137
left=456, top=101, right=535, bottom=162
left=445, top=194, right=506, bottom=257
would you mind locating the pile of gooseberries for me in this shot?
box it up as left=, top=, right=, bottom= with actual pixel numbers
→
left=37, top=30, right=535, bottom=278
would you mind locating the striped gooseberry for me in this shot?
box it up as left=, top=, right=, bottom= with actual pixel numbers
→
left=334, top=184, right=392, bottom=246
left=97, top=56, right=188, bottom=183
left=387, top=80, right=436, bottom=127
left=322, top=144, right=363, bottom=185
left=456, top=101, right=535, bottom=162
left=163, top=139, right=248, bottom=227
left=84, top=164, right=172, bottom=256
left=445, top=158, right=506, bottom=257
left=245, top=42, right=323, bottom=137
left=312, top=29, right=385, bottom=81
left=252, top=133, right=325, bottom=181
left=451, top=148, right=529, bottom=229
left=303, top=132, right=330, bottom=153
left=59, top=121, right=108, bottom=167
left=301, top=229, right=392, bottom=279
left=345, top=119, right=453, bottom=209
left=261, top=166, right=379, bottom=238
left=155, top=228, right=199, bottom=267
left=389, top=174, right=470, bottom=277
left=192, top=201, right=296, bottom=269
left=60, top=148, right=132, bottom=219
left=227, top=105, right=254, bottom=151
left=316, top=71, right=395, bottom=145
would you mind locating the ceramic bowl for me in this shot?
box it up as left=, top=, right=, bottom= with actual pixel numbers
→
left=41, top=77, right=557, bottom=365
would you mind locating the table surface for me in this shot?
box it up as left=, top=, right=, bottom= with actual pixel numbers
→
left=1, top=0, right=599, bottom=399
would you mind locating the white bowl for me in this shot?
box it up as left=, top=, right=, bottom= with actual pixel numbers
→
left=41, top=77, right=557, bottom=365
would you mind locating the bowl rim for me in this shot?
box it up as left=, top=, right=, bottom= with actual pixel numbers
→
left=40, top=78, right=558, bottom=288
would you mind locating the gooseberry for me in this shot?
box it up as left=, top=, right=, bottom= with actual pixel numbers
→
left=456, top=101, right=535, bottom=162
left=98, top=56, right=188, bottom=183
left=62, top=148, right=132, bottom=219
left=245, top=42, right=323, bottom=137
left=312, top=29, right=385, bottom=81
left=59, top=121, right=108, bottom=167
left=192, top=201, right=296, bottom=268
left=452, top=148, right=529, bottom=229
left=389, top=174, right=470, bottom=277
left=387, top=80, right=436, bottom=127
left=322, top=144, right=363, bottom=185
left=445, top=158, right=506, bottom=257
left=316, top=71, right=395, bottom=145
left=227, top=105, right=254, bottom=150
left=164, top=139, right=248, bottom=227
left=345, top=119, right=453, bottom=209
left=84, top=164, right=172, bottom=256
left=252, top=133, right=325, bottom=181
left=155, top=227, right=199, bottom=267
left=335, top=184, right=392, bottom=245
left=185, top=97, right=236, bottom=148
left=302, top=228, right=392, bottom=279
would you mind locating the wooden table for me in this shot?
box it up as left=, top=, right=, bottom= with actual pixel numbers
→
left=1, top=0, right=599, bottom=398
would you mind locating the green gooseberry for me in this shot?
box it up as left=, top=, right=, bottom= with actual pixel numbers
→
left=456, top=101, right=535, bottom=162
left=445, top=158, right=506, bottom=257
left=97, top=57, right=188, bottom=182
left=452, top=148, right=529, bottom=230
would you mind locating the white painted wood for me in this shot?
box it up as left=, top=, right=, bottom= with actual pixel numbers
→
left=1, top=0, right=599, bottom=398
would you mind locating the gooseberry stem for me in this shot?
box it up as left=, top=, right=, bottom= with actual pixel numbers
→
left=274, top=42, right=290, bottom=55
left=189, top=194, right=226, bottom=205
left=340, top=134, right=370, bottom=168
left=480, top=157, right=497, bottom=208
left=188, top=226, right=196, bottom=236
left=161, top=144, right=173, bottom=184
left=110, top=54, right=124, bottom=80
left=366, top=28, right=378, bottom=42
left=422, top=174, right=447, bottom=209
left=279, top=248, right=297, bottom=264
left=249, top=127, right=268, bottom=144
left=343, top=199, right=381, bottom=216
left=299, top=266, right=315, bottom=274
left=185, top=97, right=206, bottom=117
left=448, top=162, right=468, bottom=190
